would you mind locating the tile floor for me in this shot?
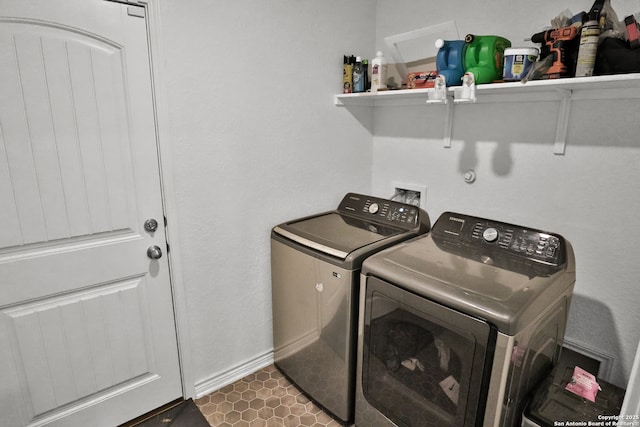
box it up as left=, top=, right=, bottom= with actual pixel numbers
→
left=195, top=365, right=343, bottom=427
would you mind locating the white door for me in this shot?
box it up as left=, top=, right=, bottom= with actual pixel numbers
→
left=0, top=1, right=182, bottom=426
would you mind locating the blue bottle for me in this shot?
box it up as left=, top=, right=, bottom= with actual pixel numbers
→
left=435, top=39, right=466, bottom=86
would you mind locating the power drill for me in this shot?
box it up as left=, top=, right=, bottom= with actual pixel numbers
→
left=531, top=25, right=580, bottom=78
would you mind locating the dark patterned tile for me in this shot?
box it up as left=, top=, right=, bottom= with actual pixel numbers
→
left=195, top=365, right=343, bottom=427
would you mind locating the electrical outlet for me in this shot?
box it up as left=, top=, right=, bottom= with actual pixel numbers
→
left=391, top=181, right=427, bottom=210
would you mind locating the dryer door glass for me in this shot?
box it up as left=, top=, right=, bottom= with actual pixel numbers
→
left=362, top=277, right=496, bottom=427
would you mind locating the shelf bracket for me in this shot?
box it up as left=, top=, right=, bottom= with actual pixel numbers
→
left=443, top=100, right=454, bottom=148
left=426, top=75, right=448, bottom=104
left=425, top=76, right=454, bottom=147
left=553, top=89, right=572, bottom=155
left=453, top=73, right=477, bottom=103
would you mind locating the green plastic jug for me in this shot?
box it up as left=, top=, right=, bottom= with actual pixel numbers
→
left=464, top=34, right=511, bottom=84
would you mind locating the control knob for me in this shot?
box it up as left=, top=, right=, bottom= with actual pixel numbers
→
left=482, top=227, right=499, bottom=243
left=368, top=203, right=379, bottom=214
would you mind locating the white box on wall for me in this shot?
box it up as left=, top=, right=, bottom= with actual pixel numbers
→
left=391, top=181, right=427, bottom=210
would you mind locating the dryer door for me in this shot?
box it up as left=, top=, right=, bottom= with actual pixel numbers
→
left=361, top=277, right=496, bottom=427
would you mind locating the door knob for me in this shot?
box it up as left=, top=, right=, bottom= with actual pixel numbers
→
left=147, top=245, right=163, bottom=259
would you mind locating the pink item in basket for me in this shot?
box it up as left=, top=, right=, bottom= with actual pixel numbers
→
left=565, top=366, right=601, bottom=402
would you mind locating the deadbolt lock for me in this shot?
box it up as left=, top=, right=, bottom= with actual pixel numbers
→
left=144, top=218, right=159, bottom=232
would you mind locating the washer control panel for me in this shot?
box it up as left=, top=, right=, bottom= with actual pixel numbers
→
left=337, top=193, right=427, bottom=230
left=433, top=212, right=566, bottom=266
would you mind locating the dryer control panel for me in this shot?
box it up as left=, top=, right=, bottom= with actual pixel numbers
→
left=338, top=193, right=429, bottom=231
left=432, top=212, right=566, bottom=268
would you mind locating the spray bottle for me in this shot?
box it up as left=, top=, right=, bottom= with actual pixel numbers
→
left=575, top=20, right=600, bottom=77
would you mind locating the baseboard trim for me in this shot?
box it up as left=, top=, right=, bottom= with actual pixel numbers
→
left=194, top=352, right=274, bottom=398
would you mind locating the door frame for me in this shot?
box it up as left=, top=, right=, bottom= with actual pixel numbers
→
left=133, top=0, right=195, bottom=399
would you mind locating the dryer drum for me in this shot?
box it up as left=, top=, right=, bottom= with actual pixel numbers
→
left=364, top=308, right=468, bottom=425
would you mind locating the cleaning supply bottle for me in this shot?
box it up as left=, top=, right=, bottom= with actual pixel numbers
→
left=362, top=58, right=369, bottom=91
left=575, top=20, right=600, bottom=77
left=371, top=51, right=388, bottom=92
left=463, top=34, right=511, bottom=84
left=352, top=56, right=365, bottom=93
left=435, top=39, right=466, bottom=86
left=343, top=55, right=353, bottom=93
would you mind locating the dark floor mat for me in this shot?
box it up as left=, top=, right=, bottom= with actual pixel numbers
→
left=132, top=399, right=209, bottom=427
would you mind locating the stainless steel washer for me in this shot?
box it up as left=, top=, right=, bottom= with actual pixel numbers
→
left=271, top=193, right=430, bottom=424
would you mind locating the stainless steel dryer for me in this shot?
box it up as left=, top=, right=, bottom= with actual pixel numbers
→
left=355, top=212, right=576, bottom=427
left=271, top=193, right=430, bottom=424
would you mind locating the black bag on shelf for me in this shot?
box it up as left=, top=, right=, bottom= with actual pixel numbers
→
left=595, top=37, right=640, bottom=75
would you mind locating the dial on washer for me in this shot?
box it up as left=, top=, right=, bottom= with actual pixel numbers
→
left=483, top=227, right=499, bottom=242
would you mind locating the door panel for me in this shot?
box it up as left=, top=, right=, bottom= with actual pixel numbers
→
left=0, top=23, right=134, bottom=248
left=0, top=1, right=182, bottom=426
left=4, top=278, right=153, bottom=417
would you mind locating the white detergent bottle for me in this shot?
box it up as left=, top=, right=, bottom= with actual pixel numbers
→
left=371, top=51, right=387, bottom=93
